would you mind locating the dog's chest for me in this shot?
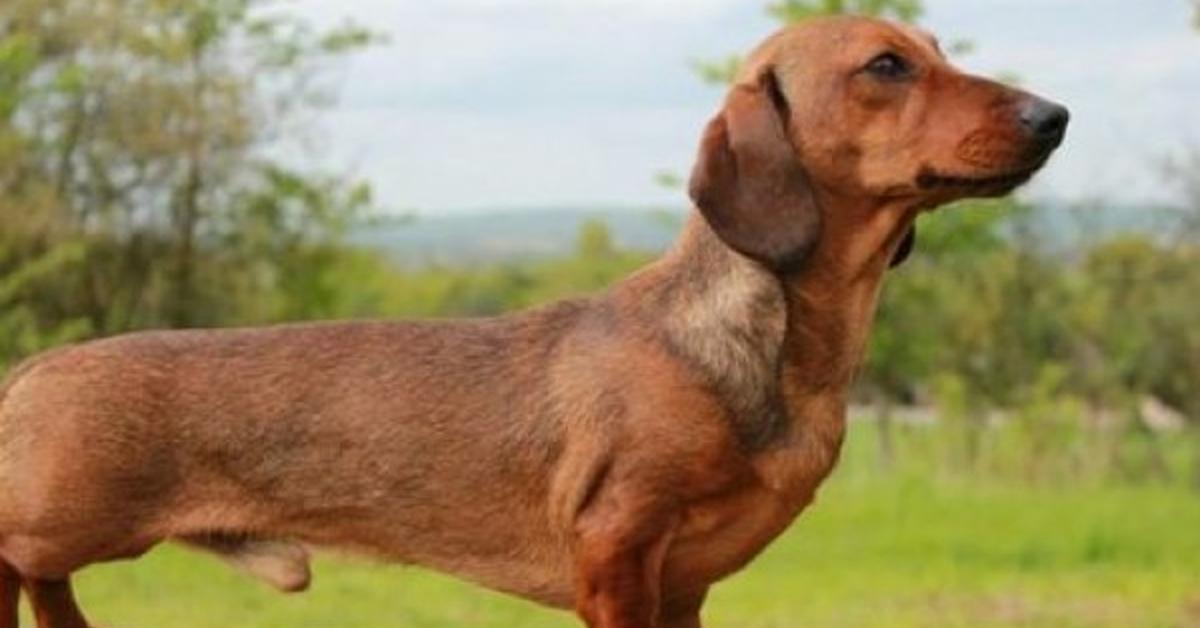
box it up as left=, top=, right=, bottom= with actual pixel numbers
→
left=663, top=399, right=847, bottom=589
left=663, top=481, right=806, bottom=587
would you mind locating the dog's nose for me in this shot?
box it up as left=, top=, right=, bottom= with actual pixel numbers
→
left=1019, top=98, right=1070, bottom=143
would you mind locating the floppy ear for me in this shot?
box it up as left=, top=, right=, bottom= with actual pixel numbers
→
left=688, top=68, right=822, bottom=272
left=890, top=226, right=916, bottom=268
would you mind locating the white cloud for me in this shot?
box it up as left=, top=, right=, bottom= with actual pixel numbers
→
left=313, top=105, right=708, bottom=212
left=290, top=0, right=1200, bottom=211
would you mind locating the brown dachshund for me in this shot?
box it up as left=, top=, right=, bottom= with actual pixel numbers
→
left=0, top=16, right=1065, bottom=628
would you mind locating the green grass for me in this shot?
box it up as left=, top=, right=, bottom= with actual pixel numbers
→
left=22, top=423, right=1200, bottom=627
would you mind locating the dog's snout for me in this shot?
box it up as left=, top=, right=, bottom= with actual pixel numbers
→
left=1018, top=98, right=1070, bottom=143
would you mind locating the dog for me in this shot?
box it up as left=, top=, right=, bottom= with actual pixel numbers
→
left=0, top=15, right=1066, bottom=628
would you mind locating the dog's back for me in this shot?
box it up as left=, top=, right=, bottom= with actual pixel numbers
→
left=0, top=304, right=603, bottom=604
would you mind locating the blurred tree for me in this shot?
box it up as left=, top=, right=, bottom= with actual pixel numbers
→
left=864, top=198, right=1011, bottom=467
left=767, top=0, right=922, bottom=22
left=0, top=240, right=91, bottom=369
left=0, top=0, right=379, bottom=363
left=1160, top=147, right=1200, bottom=486
left=1170, top=0, right=1200, bottom=483
left=1164, top=148, right=1200, bottom=241
left=577, top=219, right=617, bottom=260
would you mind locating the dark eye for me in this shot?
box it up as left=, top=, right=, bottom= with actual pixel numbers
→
left=864, top=52, right=912, bottom=80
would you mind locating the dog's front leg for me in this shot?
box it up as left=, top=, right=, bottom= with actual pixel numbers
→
left=0, top=562, right=18, bottom=628
left=572, top=494, right=679, bottom=628
left=658, top=589, right=708, bottom=628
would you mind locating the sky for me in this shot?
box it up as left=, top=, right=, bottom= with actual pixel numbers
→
left=290, top=0, right=1200, bottom=214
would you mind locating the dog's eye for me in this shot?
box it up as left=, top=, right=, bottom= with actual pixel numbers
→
left=864, top=52, right=912, bottom=80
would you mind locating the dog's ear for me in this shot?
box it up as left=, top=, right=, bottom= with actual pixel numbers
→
left=890, top=226, right=916, bottom=268
left=688, top=68, right=822, bottom=272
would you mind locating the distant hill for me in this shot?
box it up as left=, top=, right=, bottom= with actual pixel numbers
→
left=351, top=208, right=685, bottom=266
left=351, top=202, right=1177, bottom=266
left=1018, top=200, right=1176, bottom=249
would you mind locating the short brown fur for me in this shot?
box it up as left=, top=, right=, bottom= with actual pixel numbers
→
left=0, top=16, right=1065, bottom=628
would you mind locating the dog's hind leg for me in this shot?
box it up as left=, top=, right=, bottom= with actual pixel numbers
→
left=0, top=561, right=19, bottom=628
left=23, top=577, right=90, bottom=628
left=178, top=534, right=311, bottom=593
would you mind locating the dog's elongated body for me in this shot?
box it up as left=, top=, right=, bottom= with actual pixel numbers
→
left=0, top=16, right=1066, bottom=628
left=0, top=220, right=840, bottom=604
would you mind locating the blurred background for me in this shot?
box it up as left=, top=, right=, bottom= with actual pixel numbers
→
left=2, top=0, right=1200, bottom=626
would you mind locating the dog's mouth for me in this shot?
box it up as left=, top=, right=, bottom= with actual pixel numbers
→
left=916, top=165, right=1041, bottom=193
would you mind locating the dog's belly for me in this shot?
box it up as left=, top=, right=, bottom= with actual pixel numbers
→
left=306, top=518, right=578, bottom=607
left=161, top=480, right=580, bottom=607
left=358, top=513, right=573, bottom=605
left=384, top=543, right=577, bottom=608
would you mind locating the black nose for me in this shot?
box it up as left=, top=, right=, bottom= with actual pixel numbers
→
left=1019, top=98, right=1070, bottom=142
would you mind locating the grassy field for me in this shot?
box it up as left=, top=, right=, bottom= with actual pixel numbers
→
left=24, top=422, right=1200, bottom=628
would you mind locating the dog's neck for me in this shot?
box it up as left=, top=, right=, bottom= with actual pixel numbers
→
left=777, top=191, right=917, bottom=389
left=762, top=195, right=915, bottom=498
left=620, top=216, right=787, bottom=448
left=621, top=201, right=913, bottom=498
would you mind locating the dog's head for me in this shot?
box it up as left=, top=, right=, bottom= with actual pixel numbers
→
left=689, top=16, right=1068, bottom=272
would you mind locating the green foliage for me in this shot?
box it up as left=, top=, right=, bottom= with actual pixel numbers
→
left=576, top=219, right=616, bottom=260
left=0, top=241, right=92, bottom=371
left=866, top=198, right=1012, bottom=398
left=767, top=0, right=923, bottom=23
left=331, top=223, right=651, bottom=320
left=692, top=54, right=744, bottom=87
left=0, top=0, right=381, bottom=349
